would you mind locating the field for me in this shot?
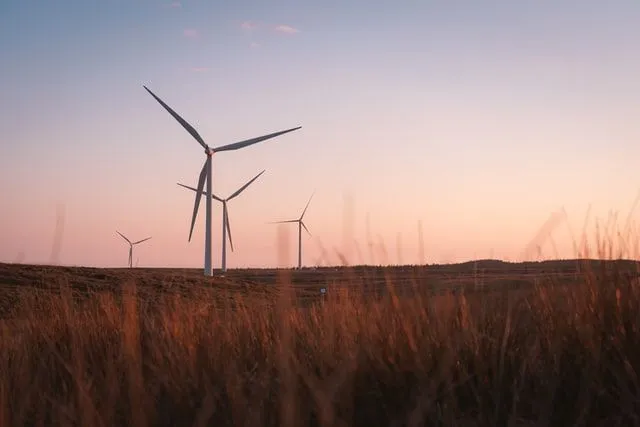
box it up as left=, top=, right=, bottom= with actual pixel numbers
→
left=1, top=259, right=640, bottom=426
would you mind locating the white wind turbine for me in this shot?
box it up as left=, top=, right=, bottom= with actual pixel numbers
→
left=116, top=231, right=151, bottom=268
left=177, top=170, right=265, bottom=274
left=143, top=85, right=301, bottom=276
left=271, top=192, right=314, bottom=269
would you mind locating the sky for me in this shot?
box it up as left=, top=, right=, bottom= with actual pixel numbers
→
left=1, top=0, right=640, bottom=269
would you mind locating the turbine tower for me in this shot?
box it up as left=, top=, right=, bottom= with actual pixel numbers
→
left=178, top=170, right=265, bottom=274
left=271, top=192, right=314, bottom=269
left=116, top=231, right=151, bottom=268
left=143, top=85, right=301, bottom=276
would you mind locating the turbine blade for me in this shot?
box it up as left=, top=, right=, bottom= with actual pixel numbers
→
left=116, top=231, right=131, bottom=244
left=178, top=183, right=224, bottom=202
left=269, top=219, right=299, bottom=224
left=225, top=205, right=234, bottom=252
left=213, top=127, right=301, bottom=152
left=188, top=160, right=208, bottom=242
left=300, top=191, right=315, bottom=220
left=177, top=182, right=198, bottom=192
left=133, top=237, right=152, bottom=245
left=143, top=85, right=208, bottom=150
left=301, top=221, right=312, bottom=236
left=228, top=170, right=265, bottom=201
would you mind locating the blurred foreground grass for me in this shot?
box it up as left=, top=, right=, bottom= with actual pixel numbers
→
left=1, top=257, right=640, bottom=427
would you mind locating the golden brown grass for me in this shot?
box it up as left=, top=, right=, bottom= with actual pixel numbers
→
left=1, top=260, right=640, bottom=427
left=3, top=212, right=640, bottom=426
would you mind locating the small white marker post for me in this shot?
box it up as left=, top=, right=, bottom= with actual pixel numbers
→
left=320, top=287, right=327, bottom=307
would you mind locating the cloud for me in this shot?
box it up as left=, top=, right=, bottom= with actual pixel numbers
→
left=167, top=1, right=181, bottom=8
left=183, top=28, right=198, bottom=38
left=240, top=21, right=258, bottom=31
left=250, top=42, right=260, bottom=49
left=190, top=67, right=209, bottom=72
left=274, top=24, right=300, bottom=34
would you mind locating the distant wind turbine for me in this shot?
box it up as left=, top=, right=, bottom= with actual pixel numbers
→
left=116, top=231, right=151, bottom=268
left=271, top=192, right=314, bottom=269
left=178, top=170, right=265, bottom=273
left=143, top=85, right=301, bottom=276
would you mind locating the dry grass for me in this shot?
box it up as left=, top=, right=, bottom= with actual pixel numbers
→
left=3, top=216, right=640, bottom=426
left=0, top=261, right=639, bottom=427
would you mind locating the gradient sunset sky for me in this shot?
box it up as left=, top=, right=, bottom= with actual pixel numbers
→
left=1, top=0, right=639, bottom=268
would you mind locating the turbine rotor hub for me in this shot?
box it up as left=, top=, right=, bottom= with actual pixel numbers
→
left=205, top=147, right=214, bottom=156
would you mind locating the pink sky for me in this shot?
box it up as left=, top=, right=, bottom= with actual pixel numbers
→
left=1, top=1, right=639, bottom=268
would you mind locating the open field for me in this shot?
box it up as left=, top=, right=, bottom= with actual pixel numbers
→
left=2, top=259, right=640, bottom=426
left=2, top=259, right=638, bottom=313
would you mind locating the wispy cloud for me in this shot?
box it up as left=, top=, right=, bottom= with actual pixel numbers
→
left=183, top=28, right=198, bottom=39
left=274, top=24, right=300, bottom=35
left=240, top=21, right=258, bottom=31
left=190, top=67, right=209, bottom=72
left=250, top=41, right=260, bottom=49
left=164, top=1, right=181, bottom=8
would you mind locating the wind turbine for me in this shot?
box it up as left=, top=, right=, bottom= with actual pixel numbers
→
left=143, top=85, right=301, bottom=276
left=271, top=193, right=314, bottom=269
left=116, top=231, right=151, bottom=268
left=178, top=170, right=265, bottom=274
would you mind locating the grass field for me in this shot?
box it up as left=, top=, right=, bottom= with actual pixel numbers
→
left=1, top=258, right=640, bottom=426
